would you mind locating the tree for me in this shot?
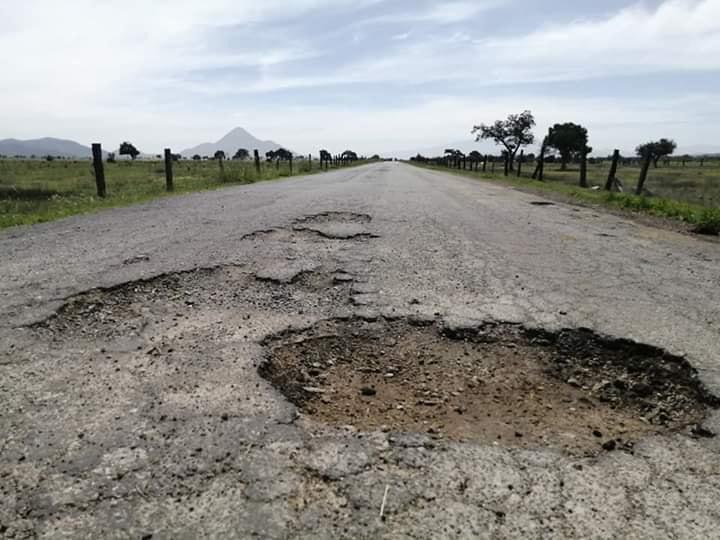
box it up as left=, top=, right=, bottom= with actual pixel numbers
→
left=472, top=111, right=535, bottom=171
left=214, top=150, right=226, bottom=160
left=341, top=150, right=358, bottom=161
left=119, top=142, right=140, bottom=160
left=546, top=123, right=590, bottom=170
left=319, top=149, right=331, bottom=162
left=468, top=150, right=482, bottom=171
left=192, top=154, right=201, bottom=161
left=276, top=148, right=293, bottom=161
left=370, top=154, right=380, bottom=160
left=107, top=152, right=117, bottom=163
left=233, top=148, right=250, bottom=160
left=636, top=138, right=677, bottom=168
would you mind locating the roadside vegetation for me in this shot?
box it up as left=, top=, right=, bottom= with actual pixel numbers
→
left=0, top=151, right=370, bottom=229
left=412, top=110, right=720, bottom=235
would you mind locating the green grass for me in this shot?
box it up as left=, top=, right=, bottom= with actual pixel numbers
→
left=412, top=160, right=720, bottom=235
left=0, top=158, right=363, bottom=229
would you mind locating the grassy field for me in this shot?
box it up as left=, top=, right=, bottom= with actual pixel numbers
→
left=0, top=158, right=357, bottom=229
left=536, top=159, right=720, bottom=208
left=413, top=158, right=720, bottom=235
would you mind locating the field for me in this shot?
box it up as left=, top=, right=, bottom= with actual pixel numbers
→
left=415, top=157, right=720, bottom=234
left=537, top=159, right=720, bottom=208
left=0, top=158, right=352, bottom=229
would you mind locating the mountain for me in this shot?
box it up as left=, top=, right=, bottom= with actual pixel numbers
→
left=0, top=137, right=97, bottom=158
left=181, top=127, right=286, bottom=158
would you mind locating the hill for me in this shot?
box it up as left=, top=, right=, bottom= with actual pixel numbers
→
left=0, top=137, right=97, bottom=158
left=181, top=128, right=286, bottom=158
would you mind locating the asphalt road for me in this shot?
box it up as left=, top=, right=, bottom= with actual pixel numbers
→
left=1, top=162, right=720, bottom=538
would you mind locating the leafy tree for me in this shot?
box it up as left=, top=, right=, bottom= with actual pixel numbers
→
left=370, top=154, right=380, bottom=160
left=265, top=150, right=277, bottom=162
left=546, top=122, right=590, bottom=170
left=119, top=142, right=140, bottom=160
left=233, top=148, right=250, bottom=160
left=636, top=138, right=677, bottom=168
left=319, top=149, right=331, bottom=162
left=276, top=148, right=293, bottom=161
left=192, top=154, right=201, bottom=161
left=214, top=150, right=226, bottom=160
left=472, top=110, right=535, bottom=170
left=341, top=150, right=358, bottom=161
left=107, top=152, right=117, bottom=163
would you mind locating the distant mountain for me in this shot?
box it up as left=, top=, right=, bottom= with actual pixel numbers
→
left=0, top=137, right=98, bottom=158
left=181, top=127, right=286, bottom=158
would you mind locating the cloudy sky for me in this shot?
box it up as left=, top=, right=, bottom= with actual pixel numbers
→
left=1, top=0, right=718, bottom=156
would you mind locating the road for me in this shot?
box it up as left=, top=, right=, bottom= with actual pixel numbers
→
left=1, top=162, right=719, bottom=538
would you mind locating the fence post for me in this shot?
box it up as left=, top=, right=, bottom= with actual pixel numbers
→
left=254, top=149, right=261, bottom=175
left=503, top=153, right=509, bottom=176
left=491, top=159, right=495, bottom=173
left=289, top=154, right=293, bottom=175
left=579, top=150, right=588, bottom=188
left=164, top=148, right=174, bottom=191
left=635, top=154, right=652, bottom=195
left=482, top=155, right=487, bottom=172
left=604, top=149, right=620, bottom=191
left=517, top=150, right=524, bottom=178
left=532, top=145, right=546, bottom=181
left=308, top=154, right=312, bottom=171
left=92, top=143, right=106, bottom=198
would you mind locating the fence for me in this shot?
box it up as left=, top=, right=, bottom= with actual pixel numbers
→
left=86, top=144, right=363, bottom=198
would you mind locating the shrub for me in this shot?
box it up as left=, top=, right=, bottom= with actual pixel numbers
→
left=693, top=208, right=720, bottom=236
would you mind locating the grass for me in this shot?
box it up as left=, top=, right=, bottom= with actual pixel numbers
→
left=0, top=158, right=364, bottom=229
left=412, top=160, right=720, bottom=235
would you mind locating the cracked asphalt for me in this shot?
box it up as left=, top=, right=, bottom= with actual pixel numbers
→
left=1, top=162, right=720, bottom=538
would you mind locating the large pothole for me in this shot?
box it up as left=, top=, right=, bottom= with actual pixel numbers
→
left=260, top=318, right=718, bottom=455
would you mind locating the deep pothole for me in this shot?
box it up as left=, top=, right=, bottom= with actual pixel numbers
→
left=260, top=317, right=718, bottom=455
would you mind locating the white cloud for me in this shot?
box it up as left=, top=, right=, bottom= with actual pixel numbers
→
left=225, top=0, right=720, bottom=91
left=0, top=0, right=718, bottom=154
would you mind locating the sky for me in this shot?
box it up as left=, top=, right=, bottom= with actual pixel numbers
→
left=1, top=0, right=719, bottom=156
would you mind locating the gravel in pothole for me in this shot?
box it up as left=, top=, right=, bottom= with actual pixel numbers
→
left=260, top=318, right=717, bottom=455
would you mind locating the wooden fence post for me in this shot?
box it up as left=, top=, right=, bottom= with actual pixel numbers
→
left=503, top=153, right=509, bottom=176
left=92, top=143, right=106, bottom=198
left=636, top=154, right=652, bottom=195
left=289, top=154, right=293, bottom=175
left=532, top=145, right=546, bottom=181
left=579, top=150, right=588, bottom=188
left=491, top=159, right=495, bottom=173
left=254, top=149, right=261, bottom=175
left=308, top=154, right=312, bottom=171
left=482, top=155, right=487, bottom=172
left=604, top=149, right=620, bottom=191
left=517, top=150, right=524, bottom=178
left=164, top=148, right=174, bottom=191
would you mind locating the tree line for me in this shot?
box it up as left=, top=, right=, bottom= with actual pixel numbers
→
left=412, top=111, right=685, bottom=195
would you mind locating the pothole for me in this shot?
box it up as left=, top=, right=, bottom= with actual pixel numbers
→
left=241, top=212, right=377, bottom=242
left=294, top=212, right=372, bottom=225
left=260, top=318, right=718, bottom=455
left=530, top=201, right=555, bottom=207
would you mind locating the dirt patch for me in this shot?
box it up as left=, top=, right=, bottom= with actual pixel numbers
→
left=260, top=318, right=717, bottom=455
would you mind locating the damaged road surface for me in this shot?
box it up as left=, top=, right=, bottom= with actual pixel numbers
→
left=2, top=163, right=720, bottom=539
